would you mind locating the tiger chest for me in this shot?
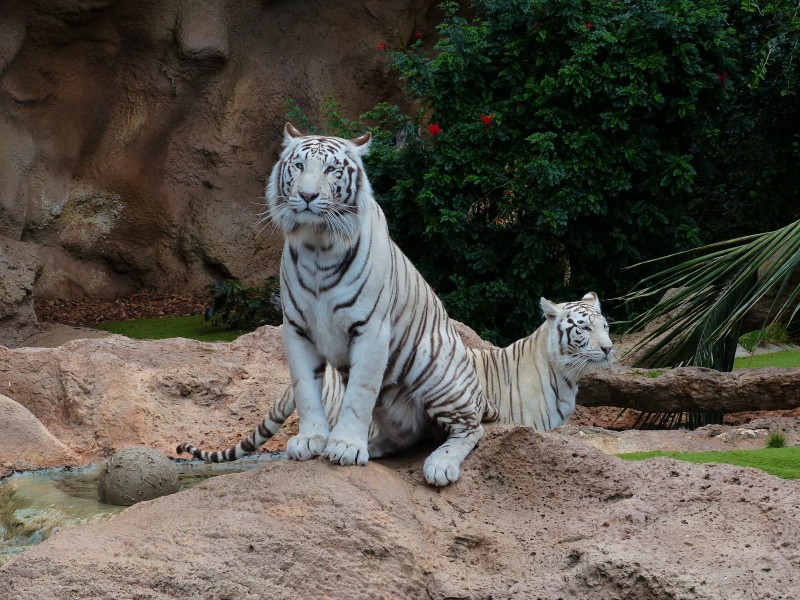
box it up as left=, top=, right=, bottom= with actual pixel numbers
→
left=291, top=261, right=362, bottom=368
left=306, top=299, right=353, bottom=368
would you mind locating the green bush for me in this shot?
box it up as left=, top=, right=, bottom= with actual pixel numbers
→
left=766, top=432, right=788, bottom=449
left=205, top=277, right=282, bottom=331
left=738, top=323, right=792, bottom=353
left=291, top=0, right=800, bottom=345
left=361, top=0, right=747, bottom=344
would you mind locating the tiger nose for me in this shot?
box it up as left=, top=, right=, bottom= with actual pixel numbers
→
left=299, top=191, right=319, bottom=204
left=601, top=346, right=612, bottom=357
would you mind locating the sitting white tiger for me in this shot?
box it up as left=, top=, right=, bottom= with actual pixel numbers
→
left=200, top=123, right=496, bottom=487
left=177, top=292, right=612, bottom=468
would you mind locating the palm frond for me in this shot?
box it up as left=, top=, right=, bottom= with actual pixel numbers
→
left=621, top=218, right=800, bottom=370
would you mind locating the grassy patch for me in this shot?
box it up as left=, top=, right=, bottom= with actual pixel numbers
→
left=733, top=349, right=800, bottom=369
left=98, top=314, right=245, bottom=342
left=617, top=447, right=800, bottom=479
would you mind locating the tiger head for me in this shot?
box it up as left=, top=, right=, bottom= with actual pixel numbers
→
left=266, top=122, right=372, bottom=240
left=541, top=291, right=613, bottom=378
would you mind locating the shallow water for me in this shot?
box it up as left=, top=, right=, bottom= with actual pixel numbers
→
left=0, top=453, right=282, bottom=566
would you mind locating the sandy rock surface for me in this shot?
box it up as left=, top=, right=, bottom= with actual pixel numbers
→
left=3, top=322, right=799, bottom=475
left=0, top=326, right=293, bottom=463
left=2, top=427, right=798, bottom=599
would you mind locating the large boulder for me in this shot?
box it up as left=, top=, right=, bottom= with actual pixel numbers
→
left=1, top=428, right=798, bottom=598
left=0, top=393, right=79, bottom=478
left=0, top=237, right=40, bottom=347
left=0, top=0, right=436, bottom=300
left=4, top=323, right=800, bottom=467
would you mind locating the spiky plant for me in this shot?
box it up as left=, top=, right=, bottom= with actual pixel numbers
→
left=623, top=218, right=800, bottom=371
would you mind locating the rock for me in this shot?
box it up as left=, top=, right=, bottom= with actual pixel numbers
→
left=741, top=244, right=800, bottom=332
left=175, top=0, right=229, bottom=62
left=0, top=1, right=436, bottom=300
left=4, top=323, right=800, bottom=468
left=0, top=326, right=292, bottom=461
left=560, top=423, right=777, bottom=454
left=1, top=428, right=798, bottom=598
left=97, top=446, right=179, bottom=506
left=0, top=393, right=80, bottom=478
left=452, top=319, right=498, bottom=351
left=0, top=237, right=41, bottom=347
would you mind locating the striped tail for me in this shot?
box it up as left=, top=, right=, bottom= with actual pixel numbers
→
left=482, top=394, right=500, bottom=423
left=176, top=387, right=295, bottom=462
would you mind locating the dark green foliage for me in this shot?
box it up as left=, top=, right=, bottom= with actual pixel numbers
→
left=289, top=0, right=800, bottom=346
left=205, top=277, right=282, bottom=331
left=766, top=432, right=788, bottom=449
left=739, top=323, right=792, bottom=353
left=362, top=0, right=748, bottom=344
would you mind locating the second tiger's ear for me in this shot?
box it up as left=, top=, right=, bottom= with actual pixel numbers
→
left=581, top=291, right=601, bottom=311
left=541, top=297, right=558, bottom=321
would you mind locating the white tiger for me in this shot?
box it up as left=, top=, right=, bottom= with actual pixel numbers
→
left=471, top=292, right=612, bottom=429
left=208, top=123, right=496, bottom=486
left=177, top=292, right=612, bottom=466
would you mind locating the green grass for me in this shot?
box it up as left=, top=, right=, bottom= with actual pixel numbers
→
left=618, top=447, right=800, bottom=479
left=733, top=349, right=800, bottom=369
left=98, top=314, right=245, bottom=342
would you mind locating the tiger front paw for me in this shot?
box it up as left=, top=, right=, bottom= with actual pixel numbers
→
left=286, top=434, right=327, bottom=461
left=422, top=451, right=462, bottom=487
left=323, top=437, right=369, bottom=466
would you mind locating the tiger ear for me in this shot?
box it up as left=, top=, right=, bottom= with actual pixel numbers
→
left=349, top=131, right=372, bottom=156
left=283, top=122, right=303, bottom=146
left=541, top=297, right=558, bottom=321
left=581, top=291, right=601, bottom=311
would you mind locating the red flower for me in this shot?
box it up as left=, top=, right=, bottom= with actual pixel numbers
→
left=716, top=71, right=729, bottom=82
left=377, top=42, right=388, bottom=51
left=428, top=122, right=442, bottom=136
left=584, top=23, right=593, bottom=29
left=495, top=217, right=506, bottom=225
left=414, top=31, right=422, bottom=39
left=480, top=114, right=495, bottom=126
left=533, top=22, right=542, bottom=31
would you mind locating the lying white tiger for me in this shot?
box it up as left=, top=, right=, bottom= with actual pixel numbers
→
left=471, top=292, right=612, bottom=429
left=178, top=292, right=612, bottom=469
left=197, top=123, right=496, bottom=487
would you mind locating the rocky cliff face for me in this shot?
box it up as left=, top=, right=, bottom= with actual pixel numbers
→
left=0, top=237, right=40, bottom=345
left=0, top=0, right=434, bottom=300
